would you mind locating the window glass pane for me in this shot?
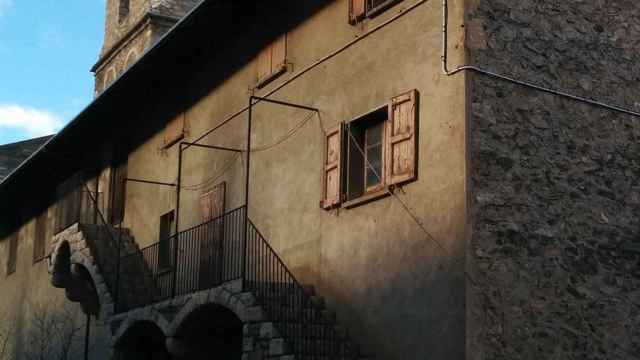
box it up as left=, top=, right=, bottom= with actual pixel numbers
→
left=366, top=122, right=383, bottom=145
left=366, top=145, right=382, bottom=187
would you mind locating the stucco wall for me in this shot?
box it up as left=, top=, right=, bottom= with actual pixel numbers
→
left=2, top=1, right=470, bottom=359
left=0, top=207, right=112, bottom=360
left=467, top=1, right=640, bottom=359
left=121, top=0, right=470, bottom=359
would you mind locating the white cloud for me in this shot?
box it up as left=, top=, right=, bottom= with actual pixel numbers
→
left=0, top=0, right=12, bottom=19
left=0, top=104, right=63, bottom=137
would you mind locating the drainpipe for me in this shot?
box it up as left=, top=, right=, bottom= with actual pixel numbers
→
left=440, top=0, right=640, bottom=118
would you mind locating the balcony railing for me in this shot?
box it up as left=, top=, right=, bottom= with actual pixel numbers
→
left=115, top=206, right=246, bottom=313
left=113, top=206, right=357, bottom=358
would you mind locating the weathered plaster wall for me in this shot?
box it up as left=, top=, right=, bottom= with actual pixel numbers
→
left=122, top=0, right=470, bottom=359
left=0, top=208, right=112, bottom=360
left=467, top=1, right=640, bottom=359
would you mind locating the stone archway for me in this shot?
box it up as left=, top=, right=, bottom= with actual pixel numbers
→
left=114, top=321, right=171, bottom=360
left=169, top=303, right=243, bottom=359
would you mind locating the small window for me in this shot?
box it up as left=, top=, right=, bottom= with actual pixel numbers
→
left=349, top=0, right=403, bottom=24
left=33, top=212, right=48, bottom=263
left=158, top=211, right=175, bottom=270
left=321, top=90, right=419, bottom=209
left=119, top=0, right=130, bottom=23
left=345, top=108, right=387, bottom=200
left=6, top=232, right=17, bottom=276
left=256, top=35, right=287, bottom=88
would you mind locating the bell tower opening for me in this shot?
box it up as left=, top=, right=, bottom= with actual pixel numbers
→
left=118, top=0, right=130, bottom=23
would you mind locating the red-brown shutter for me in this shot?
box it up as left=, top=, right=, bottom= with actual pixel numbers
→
left=349, top=0, right=366, bottom=24
left=271, top=35, right=287, bottom=73
left=257, top=46, right=272, bottom=82
left=201, top=182, right=226, bottom=222
left=321, top=124, right=343, bottom=209
left=385, top=89, right=419, bottom=185
left=200, top=191, right=213, bottom=222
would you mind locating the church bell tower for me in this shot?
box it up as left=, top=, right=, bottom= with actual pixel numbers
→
left=92, top=0, right=200, bottom=96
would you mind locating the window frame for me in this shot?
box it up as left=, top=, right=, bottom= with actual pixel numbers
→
left=321, top=89, right=419, bottom=210
left=342, top=106, right=390, bottom=208
left=256, top=35, right=288, bottom=89
left=158, top=210, right=175, bottom=271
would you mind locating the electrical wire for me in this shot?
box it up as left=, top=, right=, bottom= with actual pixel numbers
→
left=180, top=111, right=317, bottom=190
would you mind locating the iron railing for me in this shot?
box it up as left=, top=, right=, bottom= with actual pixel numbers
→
left=244, top=220, right=358, bottom=358
left=114, top=206, right=357, bottom=358
left=115, top=206, right=246, bottom=313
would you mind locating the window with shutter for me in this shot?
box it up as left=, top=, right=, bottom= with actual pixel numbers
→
left=385, top=89, right=418, bottom=185
left=158, top=211, right=175, bottom=270
left=256, top=35, right=287, bottom=88
left=321, top=90, right=419, bottom=209
left=6, top=232, right=17, bottom=276
left=321, top=125, right=343, bottom=209
left=199, top=182, right=225, bottom=288
left=349, top=0, right=404, bottom=24
left=349, top=0, right=366, bottom=24
left=33, top=212, right=48, bottom=263
left=200, top=182, right=226, bottom=222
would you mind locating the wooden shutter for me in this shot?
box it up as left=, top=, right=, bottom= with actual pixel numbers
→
left=164, top=114, right=185, bottom=148
left=7, top=232, right=17, bottom=275
left=33, top=212, right=47, bottom=262
left=272, top=35, right=287, bottom=72
left=349, top=0, right=366, bottom=24
left=201, top=182, right=226, bottom=222
left=257, top=47, right=272, bottom=83
left=257, top=35, right=287, bottom=84
left=385, top=90, right=418, bottom=185
left=321, top=124, right=343, bottom=209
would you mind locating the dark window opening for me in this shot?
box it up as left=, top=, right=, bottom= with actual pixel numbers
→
left=109, top=160, right=127, bottom=225
left=118, top=0, right=130, bottom=23
left=33, top=212, right=48, bottom=263
left=345, top=107, right=387, bottom=201
left=6, top=232, right=17, bottom=276
left=158, top=210, right=175, bottom=270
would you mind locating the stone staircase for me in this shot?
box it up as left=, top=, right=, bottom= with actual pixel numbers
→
left=244, top=281, right=371, bottom=360
left=79, top=224, right=155, bottom=311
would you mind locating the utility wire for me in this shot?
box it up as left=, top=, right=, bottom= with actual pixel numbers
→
left=180, top=111, right=317, bottom=191
left=345, top=129, right=477, bottom=284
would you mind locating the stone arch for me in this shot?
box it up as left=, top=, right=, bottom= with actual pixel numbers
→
left=103, top=67, right=117, bottom=90
left=166, top=282, right=254, bottom=337
left=51, top=226, right=116, bottom=320
left=169, top=303, right=243, bottom=359
left=113, top=320, right=170, bottom=360
left=111, top=309, right=171, bottom=346
left=124, top=48, right=139, bottom=69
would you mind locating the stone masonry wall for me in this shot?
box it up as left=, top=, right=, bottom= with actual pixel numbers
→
left=467, top=1, right=640, bottom=359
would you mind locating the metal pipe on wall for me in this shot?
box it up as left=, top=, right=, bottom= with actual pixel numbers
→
left=440, top=0, right=640, bottom=118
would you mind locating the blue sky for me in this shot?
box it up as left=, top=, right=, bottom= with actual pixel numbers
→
left=0, top=0, right=105, bottom=145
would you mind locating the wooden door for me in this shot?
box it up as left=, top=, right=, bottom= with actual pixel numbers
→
left=199, top=182, right=225, bottom=289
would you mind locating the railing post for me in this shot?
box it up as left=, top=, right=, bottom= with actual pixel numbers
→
left=172, top=143, right=184, bottom=298
left=242, top=97, right=253, bottom=289
left=114, top=177, right=125, bottom=313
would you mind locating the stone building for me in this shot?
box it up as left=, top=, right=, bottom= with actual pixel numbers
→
left=0, top=0, right=637, bottom=359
